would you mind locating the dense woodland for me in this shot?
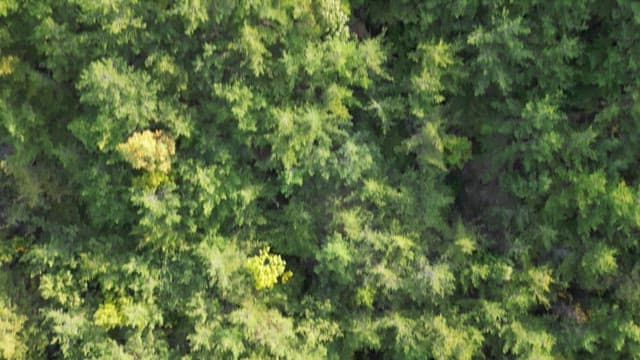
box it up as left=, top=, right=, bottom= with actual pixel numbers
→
left=1, top=0, right=640, bottom=358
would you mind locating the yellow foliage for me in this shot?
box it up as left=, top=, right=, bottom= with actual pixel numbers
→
left=132, top=171, right=169, bottom=189
left=0, top=56, right=17, bottom=76
left=93, top=297, right=136, bottom=329
left=117, top=130, right=175, bottom=173
left=0, top=303, right=27, bottom=359
left=280, top=270, right=293, bottom=283
left=245, top=247, right=289, bottom=290
left=93, top=302, right=123, bottom=329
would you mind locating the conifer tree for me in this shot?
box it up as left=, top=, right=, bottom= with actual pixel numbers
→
left=1, top=0, right=640, bottom=358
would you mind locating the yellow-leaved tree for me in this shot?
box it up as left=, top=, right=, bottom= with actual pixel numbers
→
left=117, top=130, right=175, bottom=173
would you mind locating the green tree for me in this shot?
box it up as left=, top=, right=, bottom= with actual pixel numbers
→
left=2, top=0, right=640, bottom=359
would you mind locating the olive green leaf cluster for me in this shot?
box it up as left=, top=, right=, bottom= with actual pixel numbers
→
left=1, top=0, right=640, bottom=359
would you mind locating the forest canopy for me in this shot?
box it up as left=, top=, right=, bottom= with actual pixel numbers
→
left=1, top=0, right=640, bottom=358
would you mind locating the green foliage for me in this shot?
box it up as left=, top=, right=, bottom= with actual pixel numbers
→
left=1, top=0, right=640, bottom=358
